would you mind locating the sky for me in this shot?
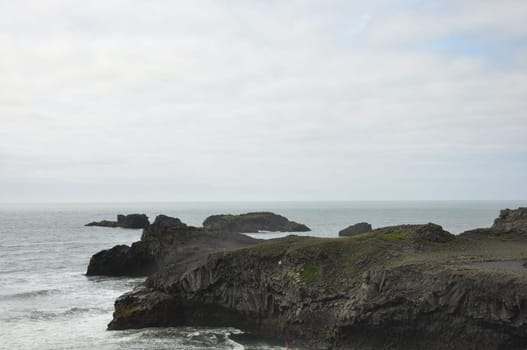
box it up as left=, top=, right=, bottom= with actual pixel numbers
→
left=1, top=0, right=526, bottom=202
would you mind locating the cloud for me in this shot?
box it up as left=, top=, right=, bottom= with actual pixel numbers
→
left=0, top=0, right=526, bottom=201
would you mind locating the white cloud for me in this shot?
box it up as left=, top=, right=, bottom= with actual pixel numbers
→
left=0, top=0, right=526, bottom=201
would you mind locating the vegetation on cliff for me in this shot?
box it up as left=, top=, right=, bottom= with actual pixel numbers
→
left=97, top=208, right=527, bottom=349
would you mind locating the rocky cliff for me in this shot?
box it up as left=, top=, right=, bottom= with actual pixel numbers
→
left=86, top=214, right=261, bottom=276
left=492, top=207, right=527, bottom=233
left=106, top=208, right=527, bottom=349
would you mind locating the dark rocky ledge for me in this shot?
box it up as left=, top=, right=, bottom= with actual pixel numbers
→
left=338, top=222, right=372, bottom=236
left=105, top=208, right=527, bottom=349
left=202, top=212, right=310, bottom=233
left=86, top=214, right=261, bottom=277
left=85, top=214, right=150, bottom=229
left=458, top=207, right=527, bottom=238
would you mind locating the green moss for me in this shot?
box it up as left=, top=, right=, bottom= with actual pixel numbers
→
left=235, top=230, right=416, bottom=289
left=300, top=263, right=318, bottom=283
left=220, top=215, right=236, bottom=222
left=383, top=231, right=409, bottom=240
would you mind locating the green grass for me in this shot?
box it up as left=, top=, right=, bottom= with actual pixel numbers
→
left=300, top=263, right=318, bottom=283
left=383, top=231, right=409, bottom=240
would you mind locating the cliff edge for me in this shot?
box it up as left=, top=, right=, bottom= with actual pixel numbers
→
left=105, top=208, right=527, bottom=349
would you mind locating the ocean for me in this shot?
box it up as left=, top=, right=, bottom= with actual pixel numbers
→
left=1, top=200, right=525, bottom=350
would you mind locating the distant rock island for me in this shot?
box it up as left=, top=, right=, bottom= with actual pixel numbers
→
left=85, top=214, right=150, bottom=229
left=87, top=208, right=527, bottom=349
left=338, top=222, right=372, bottom=236
left=202, top=212, right=311, bottom=233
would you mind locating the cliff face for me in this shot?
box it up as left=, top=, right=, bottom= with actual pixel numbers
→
left=104, top=208, right=527, bottom=349
left=86, top=212, right=309, bottom=277
left=86, top=215, right=261, bottom=276
left=108, top=216, right=527, bottom=349
left=492, top=207, right=527, bottom=233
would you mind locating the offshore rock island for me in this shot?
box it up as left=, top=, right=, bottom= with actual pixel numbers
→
left=85, top=213, right=150, bottom=229
left=87, top=208, right=527, bottom=349
left=203, top=212, right=310, bottom=233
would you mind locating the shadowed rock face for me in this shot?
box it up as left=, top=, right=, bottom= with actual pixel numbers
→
left=85, top=214, right=150, bottom=229
left=86, top=243, right=157, bottom=277
left=338, top=222, right=372, bottom=237
left=107, top=208, right=527, bottom=349
left=202, top=212, right=310, bottom=233
left=86, top=215, right=261, bottom=277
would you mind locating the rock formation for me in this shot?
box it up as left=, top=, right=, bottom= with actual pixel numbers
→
left=338, top=222, right=372, bottom=236
left=86, top=214, right=261, bottom=277
left=85, top=214, right=150, bottom=229
left=410, top=222, right=455, bottom=242
left=202, top=212, right=310, bottom=233
left=459, top=207, right=527, bottom=238
left=492, top=207, right=527, bottom=233
left=104, top=208, right=527, bottom=349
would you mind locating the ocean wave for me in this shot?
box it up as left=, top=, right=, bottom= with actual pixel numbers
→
left=0, top=288, right=61, bottom=300
left=28, top=306, right=108, bottom=321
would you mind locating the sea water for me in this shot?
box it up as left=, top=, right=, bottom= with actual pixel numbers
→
left=1, top=201, right=525, bottom=350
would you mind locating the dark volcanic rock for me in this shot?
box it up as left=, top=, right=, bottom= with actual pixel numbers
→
left=108, top=210, right=527, bottom=349
left=410, top=223, right=454, bottom=243
left=85, top=214, right=150, bottom=229
left=108, top=287, right=179, bottom=329
left=338, top=222, right=372, bottom=237
left=86, top=243, right=157, bottom=277
left=140, top=215, right=186, bottom=241
left=117, top=214, right=150, bottom=229
left=85, top=220, right=119, bottom=228
left=202, top=212, right=310, bottom=233
left=86, top=214, right=261, bottom=277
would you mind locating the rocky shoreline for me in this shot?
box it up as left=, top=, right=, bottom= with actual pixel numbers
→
left=87, top=208, right=527, bottom=349
left=87, top=214, right=262, bottom=277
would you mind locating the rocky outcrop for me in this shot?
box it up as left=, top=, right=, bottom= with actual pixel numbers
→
left=108, top=287, right=179, bottom=329
left=86, top=242, right=158, bottom=277
left=86, top=214, right=261, bottom=277
left=202, top=212, right=310, bottom=233
left=107, top=209, right=527, bottom=349
left=461, top=207, right=527, bottom=238
left=338, top=222, right=372, bottom=236
left=492, top=207, right=527, bottom=233
left=85, top=214, right=150, bottom=229
left=410, top=222, right=454, bottom=243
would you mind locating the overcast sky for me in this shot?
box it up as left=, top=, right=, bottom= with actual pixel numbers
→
left=1, top=0, right=526, bottom=202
